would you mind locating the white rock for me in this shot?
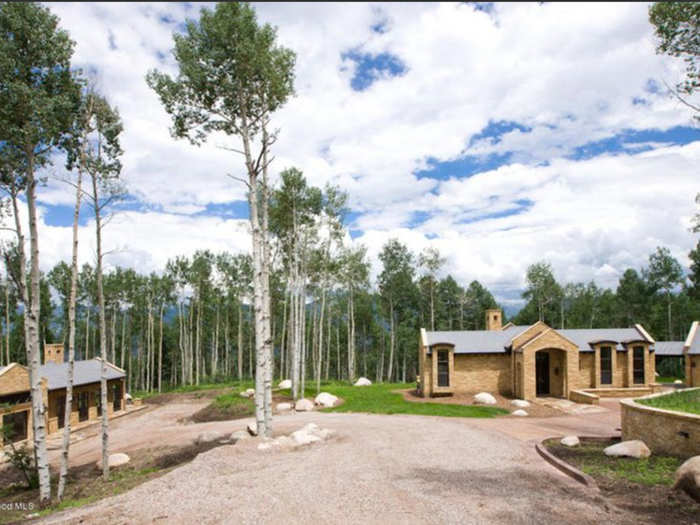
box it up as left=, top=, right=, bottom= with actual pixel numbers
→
left=194, top=431, right=223, bottom=445
left=674, top=379, right=683, bottom=384
left=314, top=392, right=338, bottom=407
left=95, top=452, right=130, bottom=469
left=246, top=422, right=258, bottom=436
left=257, top=442, right=272, bottom=451
left=302, top=422, right=320, bottom=434
left=474, top=392, right=497, bottom=405
left=511, top=399, right=530, bottom=408
left=125, top=393, right=133, bottom=402
left=561, top=436, right=580, bottom=447
left=511, top=409, right=528, bottom=417
left=290, top=430, right=315, bottom=446
left=604, top=440, right=651, bottom=459
left=240, top=391, right=252, bottom=398
left=230, top=430, right=249, bottom=442
left=315, top=428, right=335, bottom=440
left=276, top=402, right=292, bottom=412
left=295, top=398, right=314, bottom=411
left=673, top=456, right=700, bottom=503
left=354, top=377, right=372, bottom=386
left=278, top=379, right=292, bottom=389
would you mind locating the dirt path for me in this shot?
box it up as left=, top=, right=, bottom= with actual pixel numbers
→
left=39, top=409, right=647, bottom=525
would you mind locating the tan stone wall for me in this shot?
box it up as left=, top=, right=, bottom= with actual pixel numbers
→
left=570, top=389, right=599, bottom=405
left=511, top=323, right=547, bottom=351
left=687, top=354, right=700, bottom=387
left=0, top=365, right=30, bottom=396
left=577, top=353, right=595, bottom=389
left=621, top=390, right=700, bottom=458
left=452, top=353, right=511, bottom=395
left=46, top=379, right=125, bottom=435
left=520, top=328, right=579, bottom=400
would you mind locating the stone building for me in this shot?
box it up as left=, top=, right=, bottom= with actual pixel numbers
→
left=683, top=321, right=700, bottom=387
left=0, top=343, right=125, bottom=445
left=418, top=309, right=658, bottom=400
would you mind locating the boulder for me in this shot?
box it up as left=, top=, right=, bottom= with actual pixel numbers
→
left=194, top=431, right=223, bottom=445
left=290, top=429, right=321, bottom=446
left=246, top=422, right=258, bottom=436
left=230, top=430, right=249, bottom=443
left=95, top=452, right=130, bottom=469
left=604, top=440, right=651, bottom=459
left=674, top=379, right=683, bottom=384
left=257, top=442, right=272, bottom=451
left=354, top=377, right=372, bottom=386
left=240, top=391, right=252, bottom=398
left=511, top=399, right=530, bottom=408
left=560, top=436, right=580, bottom=447
left=673, top=456, right=700, bottom=503
left=511, top=409, right=528, bottom=417
left=276, top=402, right=292, bottom=412
left=278, top=379, right=292, bottom=389
left=474, top=392, right=497, bottom=405
left=302, top=422, right=320, bottom=434
left=295, top=398, right=314, bottom=412
left=124, top=393, right=133, bottom=403
left=314, top=392, right=338, bottom=407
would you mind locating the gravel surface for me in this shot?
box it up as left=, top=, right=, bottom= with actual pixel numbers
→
left=39, top=411, right=643, bottom=525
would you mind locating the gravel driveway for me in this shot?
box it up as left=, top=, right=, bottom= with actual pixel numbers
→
left=39, top=411, right=643, bottom=525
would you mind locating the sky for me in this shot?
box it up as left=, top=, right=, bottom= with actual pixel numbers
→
left=12, top=2, right=700, bottom=312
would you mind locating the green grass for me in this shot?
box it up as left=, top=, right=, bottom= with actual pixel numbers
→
left=655, top=376, right=684, bottom=384
left=638, top=388, right=700, bottom=415
left=133, top=380, right=254, bottom=399
left=284, top=382, right=507, bottom=418
left=545, top=439, right=682, bottom=486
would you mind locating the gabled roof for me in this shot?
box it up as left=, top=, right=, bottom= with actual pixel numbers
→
left=653, top=341, right=685, bottom=356
left=38, top=359, right=125, bottom=390
left=424, top=324, right=653, bottom=354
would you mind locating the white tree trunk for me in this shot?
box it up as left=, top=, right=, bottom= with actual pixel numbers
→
left=57, top=156, right=83, bottom=500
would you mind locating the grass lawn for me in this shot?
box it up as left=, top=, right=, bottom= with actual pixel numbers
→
left=544, top=439, right=682, bottom=486
left=294, top=382, right=508, bottom=418
left=637, top=388, right=700, bottom=415
left=655, top=376, right=684, bottom=384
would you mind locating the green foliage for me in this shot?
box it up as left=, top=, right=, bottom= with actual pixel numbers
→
left=146, top=1, right=295, bottom=146
left=638, top=388, right=700, bottom=415
left=520, top=261, right=561, bottom=324
left=0, top=425, right=39, bottom=489
left=649, top=2, right=700, bottom=97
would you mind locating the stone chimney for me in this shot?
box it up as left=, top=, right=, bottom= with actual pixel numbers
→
left=44, top=343, right=64, bottom=364
left=485, top=309, right=502, bottom=331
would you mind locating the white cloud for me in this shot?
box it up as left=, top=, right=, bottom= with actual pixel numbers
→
left=19, top=2, right=699, bottom=305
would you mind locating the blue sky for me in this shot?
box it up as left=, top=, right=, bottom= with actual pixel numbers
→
left=17, top=2, right=700, bottom=310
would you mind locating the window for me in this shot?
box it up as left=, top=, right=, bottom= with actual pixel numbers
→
left=113, top=383, right=122, bottom=412
left=437, top=350, right=449, bottom=387
left=633, top=346, right=645, bottom=384
left=600, top=346, right=612, bottom=385
left=78, top=392, right=89, bottom=422
left=2, top=411, right=28, bottom=443
left=57, top=395, right=65, bottom=429
left=94, top=391, right=102, bottom=417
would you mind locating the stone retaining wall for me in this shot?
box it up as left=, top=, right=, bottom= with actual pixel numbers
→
left=620, top=388, right=700, bottom=458
left=570, top=389, right=599, bottom=405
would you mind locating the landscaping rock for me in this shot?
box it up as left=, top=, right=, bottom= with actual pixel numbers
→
left=560, top=436, right=580, bottom=447
left=604, top=440, right=651, bottom=459
left=246, top=422, right=258, bottom=436
left=302, top=422, right=320, bottom=434
left=290, top=429, right=321, bottom=446
left=673, top=456, right=700, bottom=503
left=474, top=392, right=497, bottom=405
left=125, top=392, right=133, bottom=403
left=95, top=452, right=130, bottom=469
left=511, top=399, right=530, bottom=408
left=511, top=409, right=528, bottom=417
left=230, top=430, right=249, bottom=443
left=354, top=377, right=372, bottom=386
left=258, top=442, right=272, bottom=451
left=240, top=391, right=252, bottom=398
left=674, top=379, right=683, bottom=384
left=195, top=431, right=223, bottom=445
left=276, top=402, right=292, bottom=412
left=314, top=392, right=338, bottom=407
left=295, top=398, right=314, bottom=411
left=278, top=379, right=292, bottom=389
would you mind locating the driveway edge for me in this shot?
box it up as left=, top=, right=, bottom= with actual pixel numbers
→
left=535, top=436, right=604, bottom=490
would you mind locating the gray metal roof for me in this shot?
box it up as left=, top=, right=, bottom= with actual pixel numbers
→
left=425, top=325, right=523, bottom=354
left=38, top=359, right=124, bottom=390
left=653, top=341, right=685, bottom=356
left=425, top=325, right=650, bottom=354
left=557, top=328, right=648, bottom=352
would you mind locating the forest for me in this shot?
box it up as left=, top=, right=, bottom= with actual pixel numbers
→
left=1, top=216, right=698, bottom=394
